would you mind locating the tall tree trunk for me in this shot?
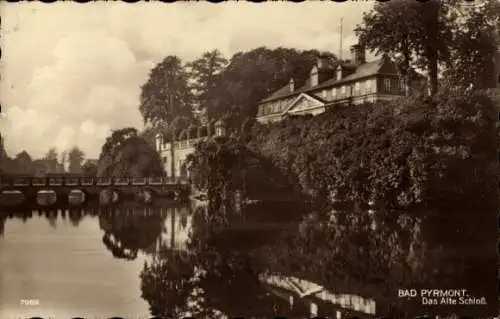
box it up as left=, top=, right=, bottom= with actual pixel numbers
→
left=170, top=207, right=176, bottom=249
left=426, top=51, right=439, bottom=96
left=403, top=50, right=412, bottom=97
left=423, top=1, right=440, bottom=97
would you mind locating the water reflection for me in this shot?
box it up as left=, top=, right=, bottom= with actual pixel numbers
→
left=0, top=204, right=193, bottom=318
left=0, top=200, right=313, bottom=318
left=138, top=202, right=310, bottom=318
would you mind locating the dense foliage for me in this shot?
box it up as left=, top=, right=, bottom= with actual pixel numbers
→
left=67, top=146, right=85, bottom=174
left=97, top=127, right=164, bottom=177
left=356, top=0, right=500, bottom=94
left=138, top=48, right=338, bottom=132
left=139, top=56, right=194, bottom=129
left=186, top=88, right=498, bottom=316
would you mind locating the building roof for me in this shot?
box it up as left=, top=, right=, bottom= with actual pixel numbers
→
left=316, top=57, right=398, bottom=89
left=258, top=57, right=399, bottom=105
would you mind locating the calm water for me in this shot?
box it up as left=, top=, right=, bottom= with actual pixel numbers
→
left=0, top=205, right=193, bottom=319
left=0, top=202, right=305, bottom=319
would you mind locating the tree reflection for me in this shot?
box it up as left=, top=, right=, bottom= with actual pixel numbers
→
left=0, top=213, right=5, bottom=236
left=140, top=247, right=195, bottom=318
left=139, top=204, right=292, bottom=318
left=98, top=207, right=167, bottom=261
left=68, top=209, right=85, bottom=227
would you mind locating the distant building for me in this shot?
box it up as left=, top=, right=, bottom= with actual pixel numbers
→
left=256, top=44, right=404, bottom=124
left=155, top=120, right=227, bottom=178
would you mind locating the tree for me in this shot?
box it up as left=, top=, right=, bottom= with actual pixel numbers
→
left=139, top=56, right=195, bottom=129
left=82, top=160, right=98, bottom=176
left=205, top=48, right=338, bottom=126
left=67, top=146, right=85, bottom=174
left=97, top=127, right=164, bottom=177
left=13, top=151, right=34, bottom=175
left=186, top=50, right=228, bottom=123
left=45, top=148, right=59, bottom=173
left=59, top=151, right=67, bottom=173
left=443, top=0, right=500, bottom=89
left=356, top=0, right=454, bottom=96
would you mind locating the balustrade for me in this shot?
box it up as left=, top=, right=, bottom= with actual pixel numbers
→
left=0, top=175, right=189, bottom=187
left=114, top=177, right=130, bottom=186
left=64, top=177, right=79, bottom=186
left=96, top=177, right=112, bottom=186
left=48, top=177, right=63, bottom=186
left=131, top=177, right=147, bottom=185
left=32, top=177, right=47, bottom=186
left=13, top=177, right=30, bottom=186
left=80, top=177, right=94, bottom=186
left=148, top=177, right=163, bottom=185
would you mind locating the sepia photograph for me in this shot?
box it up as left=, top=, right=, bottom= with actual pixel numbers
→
left=0, top=1, right=499, bottom=318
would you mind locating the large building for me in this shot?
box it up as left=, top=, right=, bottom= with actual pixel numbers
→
left=256, top=44, right=404, bottom=124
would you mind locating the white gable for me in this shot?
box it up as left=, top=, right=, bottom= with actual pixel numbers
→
left=283, top=93, right=325, bottom=115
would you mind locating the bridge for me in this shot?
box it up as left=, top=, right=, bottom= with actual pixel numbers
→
left=0, top=175, right=191, bottom=207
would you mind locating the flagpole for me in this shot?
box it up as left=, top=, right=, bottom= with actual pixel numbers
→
left=339, top=17, right=343, bottom=61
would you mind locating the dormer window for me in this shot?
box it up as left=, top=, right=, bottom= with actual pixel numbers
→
left=384, top=78, right=391, bottom=92
left=215, top=125, right=224, bottom=137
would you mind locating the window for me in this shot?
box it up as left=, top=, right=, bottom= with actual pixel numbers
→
left=384, top=78, right=391, bottom=92
left=321, top=90, right=327, bottom=99
left=355, top=82, right=360, bottom=93
left=365, top=80, right=372, bottom=93
left=332, top=88, right=337, bottom=97
left=341, top=86, right=346, bottom=94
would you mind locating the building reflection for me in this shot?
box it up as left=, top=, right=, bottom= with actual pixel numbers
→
left=138, top=203, right=306, bottom=318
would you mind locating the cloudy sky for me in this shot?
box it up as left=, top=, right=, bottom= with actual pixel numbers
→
left=0, top=1, right=374, bottom=160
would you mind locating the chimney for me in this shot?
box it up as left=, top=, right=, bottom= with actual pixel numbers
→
left=316, top=58, right=324, bottom=69
left=336, top=65, right=343, bottom=81
left=350, top=44, right=366, bottom=65
left=289, top=78, right=295, bottom=92
left=310, top=65, right=319, bottom=87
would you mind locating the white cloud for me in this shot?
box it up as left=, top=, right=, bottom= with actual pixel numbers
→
left=0, top=1, right=373, bottom=159
left=80, top=120, right=96, bottom=136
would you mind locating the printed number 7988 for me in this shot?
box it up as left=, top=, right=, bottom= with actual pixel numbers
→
left=20, top=299, right=39, bottom=306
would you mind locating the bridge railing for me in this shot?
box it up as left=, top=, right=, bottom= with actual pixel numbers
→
left=0, top=176, right=190, bottom=187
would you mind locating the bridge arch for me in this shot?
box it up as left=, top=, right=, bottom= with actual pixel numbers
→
left=136, top=187, right=157, bottom=205
left=99, top=188, right=122, bottom=206
left=67, top=189, right=86, bottom=206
